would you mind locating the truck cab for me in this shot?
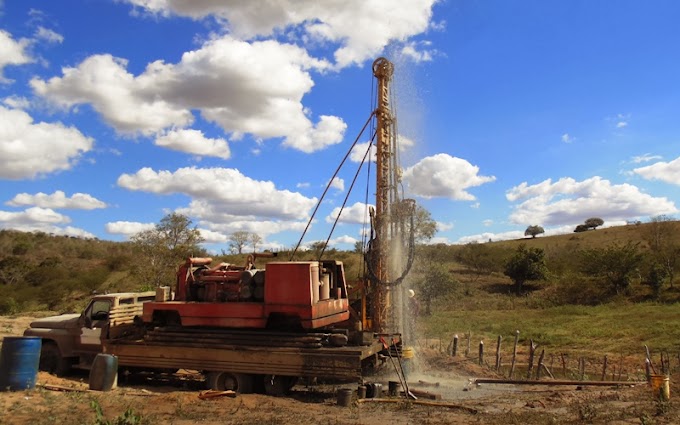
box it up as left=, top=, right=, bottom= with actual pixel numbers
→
left=23, top=291, right=155, bottom=375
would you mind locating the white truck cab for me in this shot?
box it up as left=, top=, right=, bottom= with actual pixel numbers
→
left=24, top=291, right=155, bottom=375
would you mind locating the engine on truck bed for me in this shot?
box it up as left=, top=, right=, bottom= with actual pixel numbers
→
left=142, top=255, right=351, bottom=330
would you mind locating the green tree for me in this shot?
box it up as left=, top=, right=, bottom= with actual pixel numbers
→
left=132, top=213, right=204, bottom=287
left=579, top=242, right=644, bottom=295
left=456, top=243, right=499, bottom=281
left=414, top=263, right=457, bottom=315
left=585, top=217, right=604, bottom=230
left=645, top=263, right=668, bottom=299
left=412, top=205, right=437, bottom=243
left=524, top=225, right=545, bottom=238
left=574, top=224, right=589, bottom=233
left=504, top=244, right=548, bottom=294
left=643, top=215, right=679, bottom=288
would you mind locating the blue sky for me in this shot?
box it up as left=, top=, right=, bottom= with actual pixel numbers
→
left=0, top=1, right=678, bottom=253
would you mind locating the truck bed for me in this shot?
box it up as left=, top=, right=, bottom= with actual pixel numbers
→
left=103, top=327, right=387, bottom=381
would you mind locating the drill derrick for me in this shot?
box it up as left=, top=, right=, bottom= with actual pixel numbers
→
left=367, top=57, right=415, bottom=334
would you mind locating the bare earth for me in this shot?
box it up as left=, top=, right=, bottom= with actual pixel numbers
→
left=1, top=316, right=678, bottom=425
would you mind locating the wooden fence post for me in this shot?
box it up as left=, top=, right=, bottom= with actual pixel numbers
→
left=465, top=331, right=471, bottom=357
left=527, top=339, right=537, bottom=379
left=479, top=340, right=484, bottom=366
left=601, top=355, right=608, bottom=381
left=536, top=349, right=545, bottom=379
left=495, top=335, right=502, bottom=371
left=509, top=330, right=520, bottom=378
left=452, top=334, right=459, bottom=357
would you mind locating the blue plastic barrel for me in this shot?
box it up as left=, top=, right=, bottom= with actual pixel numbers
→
left=0, top=336, right=42, bottom=391
left=89, top=353, right=118, bottom=391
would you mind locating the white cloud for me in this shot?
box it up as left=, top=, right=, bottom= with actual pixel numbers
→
left=0, top=30, right=33, bottom=82
left=31, top=54, right=193, bottom=135
left=482, top=219, right=493, bottom=227
left=155, top=129, right=231, bottom=159
left=35, top=26, right=64, bottom=44
left=437, top=221, right=454, bottom=231
left=350, top=142, right=375, bottom=163
left=7, top=191, right=107, bottom=210
left=631, top=153, right=663, bottom=164
left=633, top=156, right=680, bottom=186
left=0, top=207, right=70, bottom=225
left=0, top=206, right=93, bottom=237
left=506, top=176, right=678, bottom=226
left=32, top=38, right=347, bottom=152
left=2, top=96, right=31, bottom=109
left=105, top=221, right=155, bottom=237
left=561, top=133, right=574, bottom=143
left=0, top=106, right=93, bottom=179
left=122, top=0, right=438, bottom=68
left=328, top=235, right=359, bottom=246
left=402, top=153, right=496, bottom=200
left=326, top=202, right=371, bottom=224
left=616, top=121, right=628, bottom=128
left=329, top=177, right=344, bottom=191
left=400, top=41, right=436, bottom=63
left=117, top=166, right=317, bottom=220
left=198, top=228, right=229, bottom=244
left=455, top=230, right=524, bottom=244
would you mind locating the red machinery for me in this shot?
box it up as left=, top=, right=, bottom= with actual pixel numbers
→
left=142, top=254, right=349, bottom=330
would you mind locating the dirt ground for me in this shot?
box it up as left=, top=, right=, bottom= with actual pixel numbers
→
left=1, top=316, right=679, bottom=425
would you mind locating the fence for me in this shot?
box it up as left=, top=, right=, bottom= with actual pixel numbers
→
left=418, top=331, right=670, bottom=383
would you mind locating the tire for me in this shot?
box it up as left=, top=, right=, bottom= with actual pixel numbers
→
left=39, top=342, right=71, bottom=376
left=262, top=375, right=296, bottom=396
left=205, top=371, right=254, bottom=394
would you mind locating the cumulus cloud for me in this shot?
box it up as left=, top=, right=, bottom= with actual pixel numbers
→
left=561, top=133, right=574, bottom=143
left=0, top=30, right=33, bottom=82
left=155, top=129, right=231, bottom=159
left=455, top=230, right=525, bottom=244
left=122, top=0, right=438, bottom=68
left=31, top=37, right=347, bottom=152
left=350, top=142, right=375, bottom=163
left=437, top=221, right=454, bottom=231
left=633, top=156, right=680, bottom=186
left=326, top=202, right=371, bottom=224
left=329, top=177, right=344, bottom=191
left=105, top=220, right=155, bottom=237
left=506, top=176, right=678, bottom=226
left=0, top=106, right=93, bottom=179
left=402, top=153, right=496, bottom=200
left=0, top=206, right=93, bottom=238
left=117, top=166, right=317, bottom=221
left=31, top=54, right=194, bottom=135
left=6, top=191, right=107, bottom=209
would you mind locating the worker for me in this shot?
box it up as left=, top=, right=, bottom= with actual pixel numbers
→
left=407, top=289, right=420, bottom=318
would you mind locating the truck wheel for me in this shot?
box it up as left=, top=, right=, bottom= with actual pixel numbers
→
left=205, top=372, right=254, bottom=394
left=262, top=375, right=296, bottom=396
left=40, top=342, right=71, bottom=376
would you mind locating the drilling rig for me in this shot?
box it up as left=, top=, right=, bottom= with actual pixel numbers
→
left=357, top=57, right=416, bottom=338
left=95, top=57, right=416, bottom=395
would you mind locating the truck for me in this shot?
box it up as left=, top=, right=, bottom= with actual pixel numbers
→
left=23, top=291, right=156, bottom=376
left=101, top=255, right=394, bottom=395
left=25, top=57, right=416, bottom=396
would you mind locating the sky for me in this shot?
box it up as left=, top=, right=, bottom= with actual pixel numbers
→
left=0, top=0, right=679, bottom=253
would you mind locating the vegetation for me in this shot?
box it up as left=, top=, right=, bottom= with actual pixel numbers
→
left=503, top=244, right=548, bottom=294
left=1, top=215, right=680, bottom=364
left=524, top=225, right=544, bottom=238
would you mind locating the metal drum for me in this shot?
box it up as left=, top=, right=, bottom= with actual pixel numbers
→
left=0, top=336, right=42, bottom=391
left=89, top=353, right=118, bottom=391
